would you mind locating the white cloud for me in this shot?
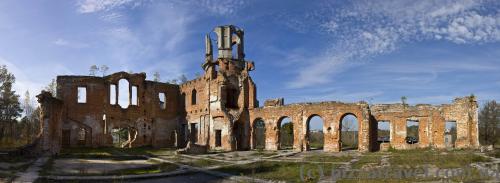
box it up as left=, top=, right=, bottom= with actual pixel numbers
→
left=287, top=89, right=384, bottom=104
left=288, top=0, right=500, bottom=88
left=77, top=0, right=138, bottom=13
left=53, top=38, right=69, bottom=46
left=200, top=0, right=247, bottom=16
left=53, top=38, right=89, bottom=48
left=0, top=57, right=55, bottom=103
left=77, top=0, right=247, bottom=17
left=100, top=12, right=124, bottom=23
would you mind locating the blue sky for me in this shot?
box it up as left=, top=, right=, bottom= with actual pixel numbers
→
left=1, top=0, right=499, bottom=119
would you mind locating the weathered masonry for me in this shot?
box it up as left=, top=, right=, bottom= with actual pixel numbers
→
left=33, top=25, right=479, bottom=155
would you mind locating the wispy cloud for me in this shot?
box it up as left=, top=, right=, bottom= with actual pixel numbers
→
left=200, top=0, right=247, bottom=16
left=52, top=38, right=89, bottom=48
left=287, top=89, right=384, bottom=104
left=0, top=57, right=72, bottom=101
left=77, top=0, right=143, bottom=13
left=77, top=0, right=248, bottom=16
left=288, top=0, right=500, bottom=88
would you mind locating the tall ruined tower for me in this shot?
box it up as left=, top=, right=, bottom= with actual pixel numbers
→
left=181, top=25, right=257, bottom=151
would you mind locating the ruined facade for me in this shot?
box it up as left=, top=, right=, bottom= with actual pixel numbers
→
left=35, top=25, right=480, bottom=154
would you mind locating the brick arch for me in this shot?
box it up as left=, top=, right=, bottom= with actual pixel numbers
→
left=277, top=116, right=294, bottom=150
left=277, top=116, right=293, bottom=129
left=306, top=114, right=324, bottom=128
left=305, top=114, right=325, bottom=151
left=251, top=118, right=266, bottom=149
left=338, top=112, right=360, bottom=151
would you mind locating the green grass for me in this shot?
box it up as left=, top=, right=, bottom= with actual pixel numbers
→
left=486, top=149, right=500, bottom=158
left=0, top=171, right=17, bottom=182
left=60, top=147, right=122, bottom=157
left=351, top=155, right=381, bottom=169
left=60, top=147, right=176, bottom=157
left=309, top=142, right=324, bottom=149
left=304, top=154, right=352, bottom=163
left=180, top=158, right=223, bottom=167
left=39, top=157, right=54, bottom=176
left=336, top=167, right=491, bottom=183
left=41, top=157, right=178, bottom=176
left=215, top=161, right=339, bottom=182
left=249, top=150, right=278, bottom=157
left=114, top=147, right=177, bottom=156
left=0, top=154, right=34, bottom=163
left=389, top=149, right=490, bottom=168
left=58, top=147, right=176, bottom=160
left=100, top=163, right=178, bottom=176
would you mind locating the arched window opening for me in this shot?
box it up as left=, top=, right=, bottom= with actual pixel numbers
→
left=191, top=89, right=197, bottom=105
left=253, top=119, right=266, bottom=149
left=118, top=79, right=130, bottom=108
left=159, top=92, right=166, bottom=109
left=131, top=86, right=138, bottom=106
left=307, top=115, right=324, bottom=150
left=340, top=114, right=359, bottom=151
left=109, top=84, right=117, bottom=105
left=181, top=93, right=186, bottom=108
left=278, top=117, right=293, bottom=150
left=226, top=88, right=239, bottom=108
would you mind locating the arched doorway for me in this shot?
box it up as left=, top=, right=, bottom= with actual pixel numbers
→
left=340, top=114, right=359, bottom=151
left=252, top=118, right=266, bottom=149
left=278, top=117, right=293, bottom=150
left=232, top=121, right=245, bottom=150
left=307, top=115, right=324, bottom=150
left=111, top=126, right=137, bottom=148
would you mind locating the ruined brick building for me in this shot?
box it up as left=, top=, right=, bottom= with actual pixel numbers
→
left=34, top=25, right=480, bottom=155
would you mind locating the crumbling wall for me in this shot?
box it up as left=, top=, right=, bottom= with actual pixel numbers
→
left=369, top=96, right=478, bottom=150
left=55, top=72, right=180, bottom=148
left=249, top=96, right=478, bottom=152
left=249, top=101, right=372, bottom=152
left=37, top=91, right=64, bottom=155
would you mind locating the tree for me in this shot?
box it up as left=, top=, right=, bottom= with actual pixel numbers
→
left=44, top=78, right=57, bottom=97
left=0, top=65, right=23, bottom=143
left=280, top=122, right=293, bottom=148
left=23, top=90, right=34, bottom=117
left=153, top=72, right=160, bottom=82
left=479, top=100, right=500, bottom=147
left=169, top=79, right=178, bottom=84
left=89, top=65, right=98, bottom=76
left=401, top=96, right=407, bottom=105
left=99, top=65, right=109, bottom=76
left=179, top=74, right=188, bottom=84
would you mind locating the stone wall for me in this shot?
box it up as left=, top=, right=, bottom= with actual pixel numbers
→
left=55, top=72, right=180, bottom=148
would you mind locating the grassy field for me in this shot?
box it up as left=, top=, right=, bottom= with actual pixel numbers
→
left=215, top=161, right=340, bottom=182
left=0, top=154, right=35, bottom=181
left=59, top=147, right=176, bottom=157
left=336, top=167, right=491, bottom=183
left=388, top=149, right=490, bottom=168
left=304, top=154, right=353, bottom=163
left=351, top=155, right=382, bottom=169
left=40, top=157, right=178, bottom=176
left=35, top=147, right=497, bottom=182
left=167, top=155, right=224, bottom=167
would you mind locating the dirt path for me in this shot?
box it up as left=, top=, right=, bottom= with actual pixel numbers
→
left=13, top=156, right=48, bottom=183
